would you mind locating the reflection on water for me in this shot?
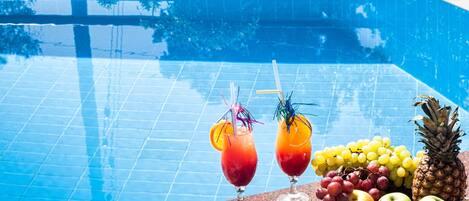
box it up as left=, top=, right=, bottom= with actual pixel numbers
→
left=72, top=0, right=107, bottom=199
left=355, top=3, right=376, bottom=19
left=141, top=0, right=258, bottom=60
left=96, top=0, right=119, bottom=9
left=0, top=1, right=41, bottom=64
left=332, top=0, right=469, bottom=110
left=0, top=0, right=35, bottom=15
left=355, top=28, right=386, bottom=49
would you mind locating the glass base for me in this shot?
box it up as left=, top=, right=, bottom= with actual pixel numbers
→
left=276, top=192, right=310, bottom=201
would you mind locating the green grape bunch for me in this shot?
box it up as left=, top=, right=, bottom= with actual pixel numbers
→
left=311, top=136, right=425, bottom=189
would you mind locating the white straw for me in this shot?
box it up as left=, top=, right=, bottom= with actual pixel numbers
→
left=272, top=60, right=285, bottom=103
left=229, top=82, right=238, bottom=136
left=256, top=89, right=282, bottom=94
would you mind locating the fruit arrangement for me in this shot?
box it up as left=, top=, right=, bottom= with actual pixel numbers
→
left=311, top=136, right=423, bottom=189
left=312, top=96, right=467, bottom=201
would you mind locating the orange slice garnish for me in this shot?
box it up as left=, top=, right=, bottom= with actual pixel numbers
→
left=209, top=120, right=234, bottom=151
left=279, top=114, right=312, bottom=146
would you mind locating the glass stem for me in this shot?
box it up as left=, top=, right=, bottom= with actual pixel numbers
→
left=289, top=176, right=298, bottom=194
left=236, top=186, right=245, bottom=201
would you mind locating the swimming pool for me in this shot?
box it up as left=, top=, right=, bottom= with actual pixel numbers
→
left=0, top=1, right=468, bottom=201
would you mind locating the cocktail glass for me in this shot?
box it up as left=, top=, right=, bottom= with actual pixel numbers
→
left=275, top=115, right=312, bottom=201
left=221, top=127, right=258, bottom=200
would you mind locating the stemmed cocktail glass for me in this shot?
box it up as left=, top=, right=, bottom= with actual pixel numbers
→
left=210, top=83, right=260, bottom=200
left=257, top=60, right=313, bottom=201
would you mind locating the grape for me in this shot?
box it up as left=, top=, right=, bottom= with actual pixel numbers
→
left=321, top=177, right=333, bottom=188
left=327, top=157, right=336, bottom=166
left=385, top=149, right=393, bottom=155
left=402, top=157, right=413, bottom=169
left=394, top=145, right=405, bottom=153
left=367, top=152, right=378, bottom=161
left=312, top=160, right=318, bottom=167
left=357, top=139, right=369, bottom=147
left=315, top=169, right=324, bottom=176
left=318, top=164, right=327, bottom=171
left=332, top=176, right=344, bottom=184
left=396, top=167, right=406, bottom=177
left=326, top=170, right=338, bottom=178
left=368, top=141, right=381, bottom=152
left=362, top=145, right=371, bottom=154
left=377, top=147, right=387, bottom=155
left=347, top=142, right=358, bottom=152
left=315, top=188, right=328, bottom=199
left=342, top=181, right=354, bottom=193
left=378, top=154, right=389, bottom=165
left=323, top=148, right=333, bottom=158
left=351, top=153, right=358, bottom=163
left=382, top=137, right=391, bottom=147
left=368, top=173, right=379, bottom=184
left=399, top=150, right=411, bottom=159
left=376, top=176, right=389, bottom=190
left=390, top=155, right=401, bottom=165
left=341, top=150, right=352, bottom=160
left=378, top=166, right=390, bottom=177
left=358, top=153, right=367, bottom=163
left=316, top=155, right=326, bottom=165
left=360, top=179, right=373, bottom=191
left=369, top=188, right=381, bottom=201
left=327, top=182, right=342, bottom=196
left=337, top=193, right=349, bottom=201
left=356, top=180, right=363, bottom=189
left=346, top=173, right=359, bottom=185
left=367, top=162, right=379, bottom=173
left=336, top=155, right=345, bottom=166
left=323, top=194, right=336, bottom=201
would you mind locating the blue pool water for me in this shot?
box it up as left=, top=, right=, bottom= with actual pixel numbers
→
left=0, top=1, right=468, bottom=201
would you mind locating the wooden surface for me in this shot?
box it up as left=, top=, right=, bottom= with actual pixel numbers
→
left=230, top=151, right=469, bottom=201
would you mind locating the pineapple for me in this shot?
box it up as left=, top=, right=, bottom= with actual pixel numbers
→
left=412, top=96, right=467, bottom=201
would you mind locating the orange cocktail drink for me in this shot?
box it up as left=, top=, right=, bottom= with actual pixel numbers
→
left=275, top=115, right=312, bottom=177
left=275, top=112, right=312, bottom=201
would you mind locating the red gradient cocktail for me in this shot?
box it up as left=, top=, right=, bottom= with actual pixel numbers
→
left=221, top=127, right=258, bottom=188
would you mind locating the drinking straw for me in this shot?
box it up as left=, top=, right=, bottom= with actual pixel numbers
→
left=256, top=60, right=285, bottom=104
left=230, top=82, right=238, bottom=136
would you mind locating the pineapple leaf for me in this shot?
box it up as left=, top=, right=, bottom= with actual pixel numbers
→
left=413, top=95, right=464, bottom=160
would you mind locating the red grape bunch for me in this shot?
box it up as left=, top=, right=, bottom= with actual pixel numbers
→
left=315, top=170, right=354, bottom=201
left=316, top=162, right=391, bottom=201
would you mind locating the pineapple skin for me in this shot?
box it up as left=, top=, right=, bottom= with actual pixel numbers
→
left=412, top=155, right=467, bottom=201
